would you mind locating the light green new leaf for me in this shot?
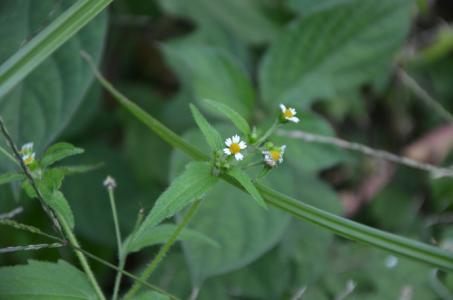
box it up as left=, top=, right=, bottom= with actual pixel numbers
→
left=190, top=104, right=223, bottom=151
left=41, top=142, right=84, bottom=167
left=259, top=0, right=413, bottom=107
left=0, top=260, right=98, bottom=299
left=229, top=167, right=267, bottom=209
left=131, top=161, right=218, bottom=247
left=0, top=0, right=108, bottom=158
left=203, top=98, right=250, bottom=135
left=0, top=172, right=24, bottom=186
left=126, top=223, right=219, bottom=253
left=162, top=45, right=255, bottom=118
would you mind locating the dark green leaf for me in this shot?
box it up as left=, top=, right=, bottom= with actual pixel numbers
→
left=203, top=98, right=250, bottom=135
left=259, top=0, right=413, bottom=107
left=0, top=260, right=97, bottom=299
left=130, top=291, right=170, bottom=300
left=163, top=45, right=255, bottom=118
left=41, top=142, right=84, bottom=167
left=0, top=0, right=107, bottom=157
left=190, top=104, right=223, bottom=151
left=228, top=167, right=267, bottom=208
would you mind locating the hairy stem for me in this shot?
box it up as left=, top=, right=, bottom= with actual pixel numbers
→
left=124, top=200, right=202, bottom=299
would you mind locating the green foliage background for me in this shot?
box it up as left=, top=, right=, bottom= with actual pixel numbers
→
left=1, top=0, right=453, bottom=299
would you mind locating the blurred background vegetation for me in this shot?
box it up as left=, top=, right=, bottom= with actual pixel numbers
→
left=1, top=0, right=453, bottom=299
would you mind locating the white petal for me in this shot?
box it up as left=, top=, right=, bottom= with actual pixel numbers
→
left=239, top=141, right=247, bottom=149
left=232, top=135, right=240, bottom=143
left=289, top=117, right=299, bottom=123
left=223, top=148, right=231, bottom=155
left=225, top=138, right=232, bottom=146
left=21, top=142, right=33, bottom=151
left=289, top=108, right=297, bottom=115
left=235, top=153, right=244, bottom=160
left=279, top=104, right=286, bottom=112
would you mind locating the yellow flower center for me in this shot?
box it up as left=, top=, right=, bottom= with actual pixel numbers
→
left=270, top=150, right=281, bottom=161
left=23, top=156, right=34, bottom=165
left=229, top=143, right=241, bottom=154
left=283, top=109, right=294, bottom=118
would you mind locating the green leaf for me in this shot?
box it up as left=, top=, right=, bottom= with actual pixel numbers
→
left=131, top=161, right=218, bottom=247
left=157, top=0, right=279, bottom=44
left=228, top=167, right=267, bottom=208
left=171, top=126, right=290, bottom=284
left=41, top=142, right=84, bottom=167
left=203, top=98, right=250, bottom=135
left=47, top=190, right=75, bottom=230
left=189, top=104, right=223, bottom=151
left=125, top=223, right=219, bottom=253
left=0, top=172, right=24, bottom=186
left=259, top=0, right=413, bottom=107
left=162, top=44, right=255, bottom=118
left=0, top=0, right=108, bottom=156
left=0, top=260, right=98, bottom=299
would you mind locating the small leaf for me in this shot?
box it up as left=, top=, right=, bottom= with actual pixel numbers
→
left=56, top=163, right=104, bottom=176
left=203, top=98, right=251, bottom=135
left=47, top=191, right=75, bottom=229
left=126, top=223, right=219, bottom=253
left=0, top=172, right=25, bottom=186
left=0, top=260, right=98, bottom=299
left=132, top=161, right=218, bottom=245
left=229, top=167, right=267, bottom=208
left=190, top=104, right=223, bottom=151
left=41, top=142, right=84, bottom=167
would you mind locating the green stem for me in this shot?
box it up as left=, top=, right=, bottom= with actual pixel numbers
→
left=0, top=145, right=19, bottom=166
left=254, top=119, right=279, bottom=146
left=59, top=216, right=106, bottom=300
left=107, top=187, right=123, bottom=300
left=124, top=200, right=202, bottom=299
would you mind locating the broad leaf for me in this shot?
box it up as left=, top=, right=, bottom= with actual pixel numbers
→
left=0, top=260, right=98, bottom=299
left=0, top=0, right=107, bottom=159
left=228, top=167, right=267, bottom=208
left=132, top=161, right=218, bottom=247
left=288, top=0, right=354, bottom=15
left=157, top=0, right=279, bottom=44
left=190, top=104, right=223, bottom=151
left=163, top=44, right=255, bottom=118
left=41, top=142, right=84, bottom=167
left=47, top=190, right=75, bottom=229
left=170, top=125, right=291, bottom=284
left=259, top=0, right=413, bottom=107
left=0, top=172, right=24, bottom=186
left=203, top=98, right=250, bottom=135
left=125, top=223, right=219, bottom=253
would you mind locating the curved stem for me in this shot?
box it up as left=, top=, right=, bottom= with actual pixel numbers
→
left=124, top=200, right=202, bottom=299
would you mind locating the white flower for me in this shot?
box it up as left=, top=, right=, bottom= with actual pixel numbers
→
left=263, top=145, right=286, bottom=167
left=223, top=134, right=247, bottom=160
left=103, top=176, right=117, bottom=189
left=19, top=142, right=35, bottom=166
left=280, top=104, right=299, bottom=123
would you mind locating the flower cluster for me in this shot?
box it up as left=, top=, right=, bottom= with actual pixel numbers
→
left=19, top=142, right=35, bottom=166
left=219, top=104, right=299, bottom=170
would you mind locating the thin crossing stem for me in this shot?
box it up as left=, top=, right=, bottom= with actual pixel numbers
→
left=124, top=200, right=202, bottom=299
